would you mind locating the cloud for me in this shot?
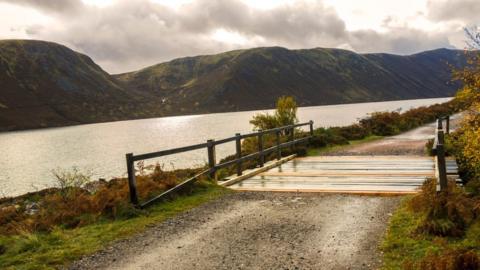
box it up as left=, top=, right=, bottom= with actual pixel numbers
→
left=0, top=0, right=461, bottom=73
left=349, top=28, right=453, bottom=54
left=0, top=0, right=83, bottom=14
left=427, top=0, right=480, bottom=24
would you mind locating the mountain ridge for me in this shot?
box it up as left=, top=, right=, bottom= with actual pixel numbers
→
left=0, top=40, right=467, bottom=131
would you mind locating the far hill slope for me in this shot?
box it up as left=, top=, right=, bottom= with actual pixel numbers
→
left=0, top=40, right=160, bottom=131
left=115, top=47, right=465, bottom=115
left=0, top=40, right=468, bottom=131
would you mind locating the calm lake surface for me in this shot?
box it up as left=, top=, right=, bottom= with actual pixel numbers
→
left=0, top=97, right=451, bottom=197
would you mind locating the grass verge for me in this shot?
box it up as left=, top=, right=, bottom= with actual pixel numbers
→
left=0, top=183, right=231, bottom=270
left=381, top=196, right=480, bottom=269
left=306, top=135, right=383, bottom=156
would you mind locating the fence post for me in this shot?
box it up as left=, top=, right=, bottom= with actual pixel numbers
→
left=436, top=140, right=448, bottom=192
left=276, top=130, right=281, bottom=160
left=437, top=127, right=445, bottom=145
left=289, top=126, right=295, bottom=152
left=437, top=118, right=443, bottom=130
left=309, top=121, right=314, bottom=136
left=445, top=116, right=450, bottom=134
left=235, top=133, right=242, bottom=176
left=207, top=139, right=216, bottom=180
left=126, top=153, right=139, bottom=205
left=258, top=131, right=264, bottom=167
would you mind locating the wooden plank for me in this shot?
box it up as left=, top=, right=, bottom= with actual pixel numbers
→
left=259, top=171, right=434, bottom=177
left=227, top=155, right=459, bottom=194
left=230, top=186, right=419, bottom=193
left=245, top=177, right=427, bottom=183
left=295, top=156, right=433, bottom=161
left=227, top=188, right=419, bottom=195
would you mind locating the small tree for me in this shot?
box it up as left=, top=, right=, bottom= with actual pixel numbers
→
left=250, top=96, right=298, bottom=131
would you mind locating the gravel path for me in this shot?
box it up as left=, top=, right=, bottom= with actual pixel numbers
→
left=70, top=192, right=400, bottom=270
left=325, top=115, right=461, bottom=156
left=70, top=118, right=460, bottom=270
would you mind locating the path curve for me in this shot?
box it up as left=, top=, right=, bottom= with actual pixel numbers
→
left=324, top=114, right=460, bottom=156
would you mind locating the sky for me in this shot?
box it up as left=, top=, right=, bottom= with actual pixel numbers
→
left=0, top=0, right=478, bottom=73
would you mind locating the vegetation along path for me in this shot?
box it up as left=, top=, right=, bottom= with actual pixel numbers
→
left=70, top=119, right=458, bottom=270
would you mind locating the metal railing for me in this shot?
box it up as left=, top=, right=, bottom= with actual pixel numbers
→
left=126, top=121, right=314, bottom=207
left=432, top=115, right=450, bottom=191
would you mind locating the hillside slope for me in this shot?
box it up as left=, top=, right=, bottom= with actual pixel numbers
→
left=0, top=40, right=467, bottom=131
left=116, top=47, right=465, bottom=115
left=0, top=40, right=160, bottom=131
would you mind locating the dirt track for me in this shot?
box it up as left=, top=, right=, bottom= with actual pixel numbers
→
left=70, top=118, right=458, bottom=270
left=70, top=193, right=400, bottom=270
left=325, top=114, right=460, bottom=156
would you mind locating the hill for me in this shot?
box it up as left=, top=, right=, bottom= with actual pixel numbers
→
left=115, top=46, right=465, bottom=115
left=0, top=40, right=161, bottom=131
left=0, top=40, right=468, bottom=131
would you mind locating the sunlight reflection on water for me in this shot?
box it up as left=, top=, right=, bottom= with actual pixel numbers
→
left=0, top=97, right=451, bottom=196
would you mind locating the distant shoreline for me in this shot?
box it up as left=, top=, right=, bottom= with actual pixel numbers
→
left=0, top=96, right=453, bottom=134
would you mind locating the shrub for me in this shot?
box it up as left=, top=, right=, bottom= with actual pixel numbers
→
left=0, top=164, right=203, bottom=234
left=405, top=248, right=480, bottom=270
left=360, top=111, right=402, bottom=136
left=425, top=139, right=435, bottom=156
left=330, top=124, right=369, bottom=141
left=250, top=96, right=298, bottom=131
left=311, top=128, right=349, bottom=147
left=410, top=179, right=475, bottom=237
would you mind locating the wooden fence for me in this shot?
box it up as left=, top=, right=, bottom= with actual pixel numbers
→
left=126, top=121, right=314, bottom=207
left=432, top=115, right=450, bottom=191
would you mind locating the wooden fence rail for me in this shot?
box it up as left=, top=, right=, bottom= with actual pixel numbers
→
left=126, top=121, right=314, bottom=207
left=432, top=115, right=450, bottom=191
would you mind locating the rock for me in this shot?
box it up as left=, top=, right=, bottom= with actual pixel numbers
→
left=25, top=202, right=40, bottom=215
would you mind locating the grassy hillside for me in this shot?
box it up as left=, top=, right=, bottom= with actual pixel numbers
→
left=0, top=40, right=468, bottom=131
left=116, top=47, right=466, bottom=115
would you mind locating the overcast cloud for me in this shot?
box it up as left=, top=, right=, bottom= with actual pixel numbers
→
left=0, top=0, right=477, bottom=73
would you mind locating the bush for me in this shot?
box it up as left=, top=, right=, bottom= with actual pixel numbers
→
left=410, top=179, right=475, bottom=237
left=250, top=96, right=298, bottom=131
left=330, top=124, right=369, bottom=141
left=360, top=111, right=402, bottom=136
left=358, top=100, right=459, bottom=137
left=425, top=139, right=435, bottom=156
left=0, top=164, right=202, bottom=234
left=405, top=248, right=480, bottom=270
left=310, top=128, right=349, bottom=147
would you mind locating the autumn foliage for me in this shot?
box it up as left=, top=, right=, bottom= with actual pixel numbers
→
left=0, top=164, right=202, bottom=234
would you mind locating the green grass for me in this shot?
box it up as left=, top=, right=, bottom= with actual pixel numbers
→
left=0, top=183, right=231, bottom=270
left=381, top=197, right=480, bottom=269
left=306, top=135, right=383, bottom=156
